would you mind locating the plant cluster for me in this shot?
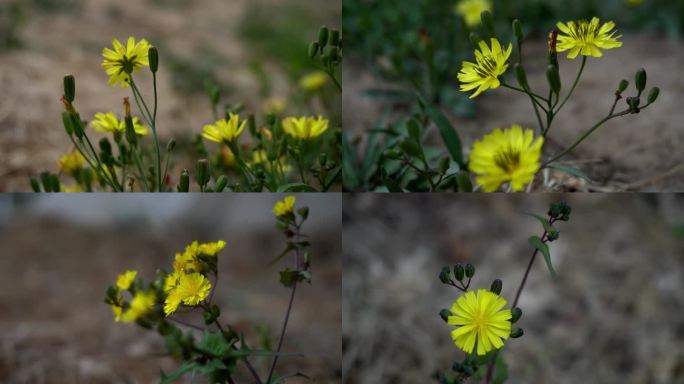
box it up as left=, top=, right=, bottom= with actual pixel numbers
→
left=343, top=10, right=659, bottom=192
left=104, top=196, right=313, bottom=383
left=437, top=201, right=571, bottom=383
left=31, top=26, right=342, bottom=192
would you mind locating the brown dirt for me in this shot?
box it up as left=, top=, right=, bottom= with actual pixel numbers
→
left=343, top=35, right=684, bottom=191
left=342, top=194, right=684, bottom=383
left=0, top=194, right=342, bottom=383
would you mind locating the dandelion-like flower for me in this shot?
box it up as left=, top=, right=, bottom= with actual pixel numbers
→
left=202, top=113, right=246, bottom=144
left=556, top=17, right=623, bottom=59
left=199, top=240, right=226, bottom=257
left=121, top=291, right=156, bottom=323
left=282, top=116, right=329, bottom=140
left=299, top=71, right=328, bottom=92
left=457, top=38, right=512, bottom=98
left=448, top=289, right=511, bottom=355
left=454, top=0, right=492, bottom=28
left=91, top=112, right=148, bottom=136
left=57, top=151, right=86, bottom=176
left=273, top=195, right=296, bottom=217
left=116, top=270, right=137, bottom=291
left=102, top=36, right=152, bottom=87
left=164, top=272, right=211, bottom=316
left=468, top=125, right=543, bottom=192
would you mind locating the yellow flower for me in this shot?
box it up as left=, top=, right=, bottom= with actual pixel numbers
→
left=175, top=273, right=211, bottom=306
left=262, top=97, right=287, bottom=115
left=556, top=18, right=623, bottom=59
left=112, top=304, right=124, bottom=322
left=102, top=36, right=152, bottom=88
left=458, top=38, right=512, bottom=98
left=220, top=145, right=236, bottom=167
left=121, top=290, right=156, bottom=323
left=173, top=251, right=199, bottom=273
left=164, top=289, right=183, bottom=316
left=252, top=150, right=292, bottom=173
left=448, top=289, right=512, bottom=355
left=116, top=270, right=137, bottom=291
left=164, top=270, right=184, bottom=293
left=282, top=116, right=329, bottom=140
left=298, top=71, right=328, bottom=92
left=60, top=184, right=84, bottom=193
left=91, top=112, right=148, bottom=136
left=199, top=240, right=226, bottom=256
left=273, top=195, right=296, bottom=217
left=468, top=125, right=543, bottom=192
left=455, top=0, right=492, bottom=28
left=57, top=151, right=86, bottom=175
left=202, top=113, right=246, bottom=144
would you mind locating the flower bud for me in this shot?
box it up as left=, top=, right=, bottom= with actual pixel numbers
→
left=480, top=11, right=495, bottom=37
left=546, top=65, right=561, bottom=94
left=247, top=114, right=257, bottom=136
left=63, top=74, right=75, bottom=103
left=510, top=328, right=524, bottom=338
left=148, top=47, right=159, bottom=74
left=548, top=200, right=571, bottom=221
left=469, top=32, right=481, bottom=47
left=451, top=362, right=463, bottom=373
left=308, top=42, right=320, bottom=58
left=99, top=137, right=112, bottom=156
left=616, top=79, right=629, bottom=96
left=196, top=159, right=210, bottom=188
left=214, top=175, right=228, bottom=192
left=547, top=228, right=560, bottom=241
left=512, top=19, right=523, bottom=42
left=329, top=29, right=341, bottom=46
left=318, top=26, right=329, bottom=48
left=627, top=96, right=640, bottom=113
left=510, top=307, right=522, bottom=323
left=178, top=169, right=190, bottom=192
left=454, top=264, right=465, bottom=281
left=69, top=113, right=84, bottom=139
left=439, top=266, right=451, bottom=284
left=515, top=63, right=528, bottom=89
left=647, top=87, right=660, bottom=104
left=167, top=138, right=176, bottom=152
left=465, top=263, right=475, bottom=278
left=30, top=177, right=41, bottom=192
left=439, top=309, right=452, bottom=323
left=124, top=116, right=137, bottom=147
left=490, top=279, right=502, bottom=295
left=62, top=112, right=74, bottom=136
left=326, top=46, right=340, bottom=63
left=635, top=68, right=647, bottom=92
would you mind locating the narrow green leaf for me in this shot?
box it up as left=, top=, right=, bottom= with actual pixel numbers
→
left=160, top=362, right=197, bottom=384
left=418, top=94, right=465, bottom=167
left=546, top=163, right=592, bottom=182
left=529, top=236, right=556, bottom=278
left=523, top=213, right=555, bottom=234
left=268, top=242, right=296, bottom=266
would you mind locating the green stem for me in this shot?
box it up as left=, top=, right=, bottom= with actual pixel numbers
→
left=501, top=83, right=546, bottom=134
left=133, top=148, right=150, bottom=191
left=547, top=56, right=586, bottom=136
left=130, top=77, right=162, bottom=191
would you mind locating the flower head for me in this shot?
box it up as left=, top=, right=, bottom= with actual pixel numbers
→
left=448, top=289, right=512, bottom=355
left=273, top=195, right=296, bottom=217
left=57, top=151, right=86, bottom=175
left=458, top=38, right=512, bottom=98
left=299, top=71, right=328, bottom=92
left=164, top=272, right=211, bottom=315
left=121, top=290, right=156, bottom=323
left=263, top=97, right=287, bottom=115
left=111, top=304, right=124, bottom=322
left=102, top=36, right=152, bottom=88
left=282, top=116, right=329, bottom=140
left=116, top=270, right=137, bottom=291
left=468, top=125, right=543, bottom=192
left=198, top=240, right=226, bottom=256
left=556, top=18, right=622, bottom=59
left=455, top=0, right=492, bottom=28
left=91, top=112, right=148, bottom=136
left=202, top=113, right=246, bottom=144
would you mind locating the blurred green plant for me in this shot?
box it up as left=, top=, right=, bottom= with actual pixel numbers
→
left=0, top=1, right=25, bottom=50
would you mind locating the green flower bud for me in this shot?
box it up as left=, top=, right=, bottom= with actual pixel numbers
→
left=40, top=172, right=53, bottom=192
left=30, top=177, right=41, bottom=192
left=510, top=307, right=522, bottom=323
left=452, top=362, right=463, bottom=373
left=63, top=74, right=75, bottom=103
left=326, top=46, right=340, bottom=62
left=167, top=138, right=176, bottom=152
left=480, top=11, right=495, bottom=37
left=469, top=32, right=481, bottom=47
left=647, top=87, right=660, bottom=104
left=548, top=201, right=571, bottom=221
left=69, top=113, right=84, bottom=139
left=318, top=26, right=329, bottom=48
left=196, top=159, right=210, bottom=188
left=148, top=47, right=159, bottom=74
left=178, top=169, right=190, bottom=192
left=308, top=42, right=320, bottom=58
left=490, top=279, right=502, bottom=295
left=627, top=96, right=640, bottom=113
left=214, top=175, right=228, bottom=192
left=465, top=263, right=475, bottom=279
left=439, top=309, right=452, bottom=323
left=329, top=29, right=341, bottom=46
left=547, top=228, right=560, bottom=241
left=61, top=112, right=74, bottom=136
left=124, top=116, right=137, bottom=147
left=454, top=264, right=465, bottom=281
left=99, top=137, right=112, bottom=157
left=616, top=79, right=629, bottom=95
left=515, top=63, right=528, bottom=89
left=510, top=328, right=524, bottom=338
left=247, top=114, right=257, bottom=136
left=635, top=68, right=646, bottom=92
left=512, top=19, right=523, bottom=42
left=439, top=266, right=451, bottom=284
left=546, top=65, right=561, bottom=95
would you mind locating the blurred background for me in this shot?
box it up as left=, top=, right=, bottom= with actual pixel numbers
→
left=0, top=0, right=340, bottom=191
left=0, top=193, right=341, bottom=383
left=343, top=0, right=684, bottom=191
left=342, top=194, right=684, bottom=383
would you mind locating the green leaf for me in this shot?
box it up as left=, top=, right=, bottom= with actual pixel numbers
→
left=523, top=213, right=555, bottom=234
left=276, top=183, right=318, bottom=192
left=528, top=236, right=556, bottom=279
left=342, top=132, right=361, bottom=189
left=492, top=353, right=508, bottom=384
left=381, top=165, right=403, bottom=192
left=323, top=165, right=342, bottom=191
left=419, top=94, right=464, bottom=167
left=268, top=242, right=296, bottom=266
left=279, top=268, right=309, bottom=287
left=195, top=331, right=233, bottom=358
left=546, top=163, right=592, bottom=183
left=160, top=362, right=197, bottom=384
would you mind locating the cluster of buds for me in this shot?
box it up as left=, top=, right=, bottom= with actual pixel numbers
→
left=309, top=25, right=342, bottom=66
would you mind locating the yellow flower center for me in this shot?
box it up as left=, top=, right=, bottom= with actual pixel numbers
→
left=475, top=56, right=498, bottom=78
left=566, top=19, right=600, bottom=43
left=493, top=147, right=521, bottom=173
